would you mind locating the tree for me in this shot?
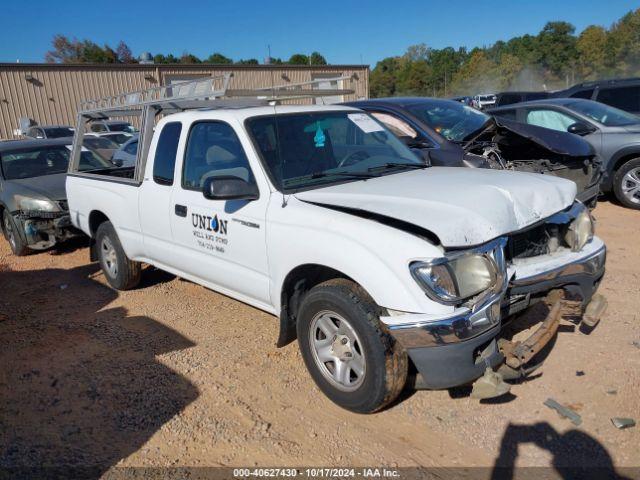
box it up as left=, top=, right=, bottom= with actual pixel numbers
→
left=116, top=41, right=136, bottom=63
left=288, top=54, right=309, bottom=65
left=309, top=52, right=327, bottom=65
left=577, top=26, right=607, bottom=79
left=536, top=21, right=578, bottom=78
left=45, top=35, right=83, bottom=63
left=370, top=57, right=401, bottom=97
left=236, top=58, right=259, bottom=65
left=205, top=53, right=233, bottom=64
left=180, top=53, right=202, bottom=64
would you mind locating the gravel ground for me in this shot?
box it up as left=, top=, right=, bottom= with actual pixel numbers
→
left=0, top=199, right=638, bottom=476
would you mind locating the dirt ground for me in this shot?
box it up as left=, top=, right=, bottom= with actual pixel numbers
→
left=1, top=199, right=639, bottom=476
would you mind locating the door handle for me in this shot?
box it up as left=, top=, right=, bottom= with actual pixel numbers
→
left=175, top=204, right=187, bottom=217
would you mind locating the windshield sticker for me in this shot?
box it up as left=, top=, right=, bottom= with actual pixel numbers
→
left=314, top=125, right=326, bottom=147
left=348, top=113, right=385, bottom=133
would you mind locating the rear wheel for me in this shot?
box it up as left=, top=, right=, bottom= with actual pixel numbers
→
left=2, top=210, right=29, bottom=256
left=613, top=158, right=640, bottom=209
left=297, top=279, right=408, bottom=413
left=95, top=221, right=141, bottom=290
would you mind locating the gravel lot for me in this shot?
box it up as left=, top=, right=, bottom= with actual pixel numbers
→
left=0, top=199, right=638, bottom=475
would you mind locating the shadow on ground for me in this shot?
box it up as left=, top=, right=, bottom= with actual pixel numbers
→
left=491, top=422, right=632, bottom=480
left=0, top=262, right=199, bottom=477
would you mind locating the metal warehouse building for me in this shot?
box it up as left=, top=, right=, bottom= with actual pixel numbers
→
left=0, top=63, right=369, bottom=139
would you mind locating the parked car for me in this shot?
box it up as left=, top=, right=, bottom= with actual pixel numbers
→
left=24, top=125, right=74, bottom=139
left=0, top=139, right=111, bottom=255
left=550, top=77, right=640, bottom=115
left=67, top=102, right=607, bottom=413
left=86, top=131, right=134, bottom=146
left=488, top=98, right=640, bottom=209
left=472, top=94, right=496, bottom=109
left=88, top=120, right=136, bottom=134
left=343, top=98, right=601, bottom=207
left=111, top=135, right=138, bottom=167
left=82, top=135, right=119, bottom=160
left=494, top=91, right=550, bottom=107
left=451, top=96, right=473, bottom=106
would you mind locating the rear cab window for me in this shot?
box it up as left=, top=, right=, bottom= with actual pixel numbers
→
left=153, top=122, right=182, bottom=186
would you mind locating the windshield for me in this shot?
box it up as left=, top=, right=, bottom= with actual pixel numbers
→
left=566, top=100, right=640, bottom=127
left=0, top=145, right=113, bottom=180
left=407, top=101, right=491, bottom=141
left=246, top=111, right=423, bottom=191
left=43, top=127, right=74, bottom=138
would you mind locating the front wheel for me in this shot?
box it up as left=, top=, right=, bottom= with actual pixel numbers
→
left=95, top=221, right=141, bottom=290
left=2, top=210, right=29, bottom=256
left=613, top=158, right=640, bottom=209
left=297, top=279, right=408, bottom=413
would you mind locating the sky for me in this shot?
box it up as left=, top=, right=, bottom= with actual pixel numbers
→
left=1, top=0, right=639, bottom=66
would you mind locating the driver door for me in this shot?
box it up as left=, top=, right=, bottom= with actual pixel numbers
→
left=169, top=120, right=271, bottom=307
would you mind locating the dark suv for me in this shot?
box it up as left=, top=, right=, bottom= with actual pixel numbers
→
left=551, top=78, right=640, bottom=115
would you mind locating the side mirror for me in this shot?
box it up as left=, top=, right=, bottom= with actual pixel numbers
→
left=203, top=176, right=259, bottom=201
left=567, top=122, right=595, bottom=136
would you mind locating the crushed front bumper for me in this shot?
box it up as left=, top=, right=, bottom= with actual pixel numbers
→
left=13, top=211, right=80, bottom=250
left=382, top=238, right=606, bottom=389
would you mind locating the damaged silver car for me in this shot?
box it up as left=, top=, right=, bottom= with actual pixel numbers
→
left=0, top=139, right=110, bottom=255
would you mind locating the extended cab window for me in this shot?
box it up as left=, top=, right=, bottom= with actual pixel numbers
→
left=182, top=121, right=252, bottom=190
left=153, top=122, right=182, bottom=185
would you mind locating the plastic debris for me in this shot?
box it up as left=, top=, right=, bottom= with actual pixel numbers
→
left=576, top=370, right=585, bottom=376
left=470, top=367, right=511, bottom=400
left=544, top=398, right=582, bottom=426
left=611, top=418, right=635, bottom=430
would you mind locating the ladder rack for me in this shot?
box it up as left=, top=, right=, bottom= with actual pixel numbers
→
left=70, top=72, right=359, bottom=184
left=78, top=72, right=357, bottom=117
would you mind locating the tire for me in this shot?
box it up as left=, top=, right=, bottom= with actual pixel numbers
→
left=2, top=209, right=30, bottom=256
left=297, top=278, right=408, bottom=413
left=613, top=158, right=640, bottom=209
left=95, top=221, right=141, bottom=290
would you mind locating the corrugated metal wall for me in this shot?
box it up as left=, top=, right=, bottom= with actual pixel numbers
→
left=0, top=64, right=369, bottom=139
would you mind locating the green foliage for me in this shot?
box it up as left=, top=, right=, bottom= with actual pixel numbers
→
left=371, top=8, right=640, bottom=98
left=288, top=54, right=310, bottom=65
left=206, top=53, right=233, bottom=64
left=309, top=52, right=327, bottom=65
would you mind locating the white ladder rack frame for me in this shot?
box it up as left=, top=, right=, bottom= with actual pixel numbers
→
left=70, top=72, right=357, bottom=183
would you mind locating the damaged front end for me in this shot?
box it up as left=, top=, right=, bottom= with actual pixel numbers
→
left=462, top=118, right=602, bottom=207
left=381, top=202, right=606, bottom=395
left=12, top=200, right=79, bottom=250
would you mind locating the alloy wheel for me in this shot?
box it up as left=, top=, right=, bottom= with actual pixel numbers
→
left=309, top=310, right=366, bottom=392
left=100, top=236, right=118, bottom=278
left=622, top=167, right=640, bottom=205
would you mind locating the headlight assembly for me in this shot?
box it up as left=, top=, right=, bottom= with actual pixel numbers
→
left=565, top=204, right=593, bottom=252
left=14, top=195, right=60, bottom=213
left=410, top=253, right=498, bottom=305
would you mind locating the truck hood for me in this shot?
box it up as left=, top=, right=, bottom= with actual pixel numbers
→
left=7, top=173, right=67, bottom=201
left=294, top=168, right=576, bottom=248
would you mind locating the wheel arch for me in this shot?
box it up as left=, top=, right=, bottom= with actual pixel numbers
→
left=277, top=263, right=365, bottom=347
left=88, top=210, right=111, bottom=261
left=605, top=148, right=640, bottom=190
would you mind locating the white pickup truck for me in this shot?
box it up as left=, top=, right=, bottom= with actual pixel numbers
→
left=66, top=97, right=607, bottom=413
